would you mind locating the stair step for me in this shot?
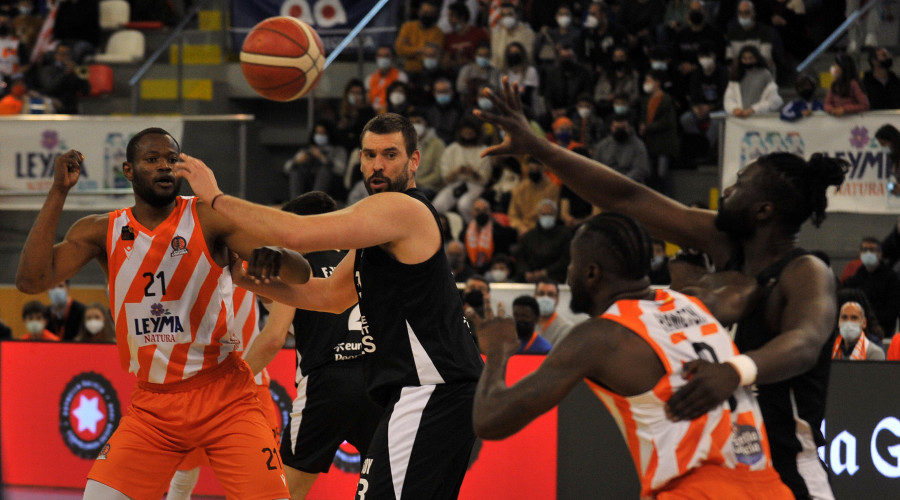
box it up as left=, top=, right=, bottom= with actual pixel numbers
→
left=168, top=44, right=223, bottom=65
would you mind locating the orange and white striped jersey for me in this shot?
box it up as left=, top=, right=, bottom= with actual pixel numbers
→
left=107, top=196, right=241, bottom=383
left=587, top=289, right=774, bottom=497
left=233, top=286, right=270, bottom=386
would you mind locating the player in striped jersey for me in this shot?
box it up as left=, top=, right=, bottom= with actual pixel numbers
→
left=15, top=129, right=310, bottom=500
left=473, top=213, right=792, bottom=499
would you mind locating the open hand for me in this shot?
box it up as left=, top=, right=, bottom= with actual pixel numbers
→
left=665, top=360, right=740, bottom=421
left=475, top=77, right=542, bottom=158
left=175, top=153, right=221, bottom=203
left=477, top=317, right=520, bottom=358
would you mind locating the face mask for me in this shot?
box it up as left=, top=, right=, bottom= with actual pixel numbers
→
left=881, top=146, right=892, bottom=155
left=0, top=25, right=9, bottom=37
left=839, top=321, right=862, bottom=344
left=577, top=107, right=591, bottom=118
left=515, top=321, right=534, bottom=339
left=557, top=15, right=571, bottom=28
left=738, top=17, right=753, bottom=29
left=643, top=82, right=656, bottom=94
left=48, top=288, right=68, bottom=307
left=313, top=133, right=329, bottom=146
left=389, top=92, right=406, bottom=106
left=528, top=170, right=543, bottom=183
left=448, top=254, right=464, bottom=268
left=539, top=215, right=556, bottom=229
left=613, top=61, right=628, bottom=72
left=650, top=255, right=665, bottom=270
left=797, top=88, right=815, bottom=101
left=741, top=62, right=757, bottom=72
left=413, top=123, right=426, bottom=137
left=612, top=128, right=629, bottom=143
left=860, top=251, right=879, bottom=267
left=435, top=93, right=451, bottom=105
left=19, top=6, right=31, bottom=15
left=475, top=56, right=491, bottom=68
left=85, top=318, right=105, bottom=334
left=830, top=65, right=840, bottom=78
left=536, top=296, right=556, bottom=316
left=651, top=61, right=667, bottom=71
left=501, top=15, right=517, bottom=29
left=555, top=131, right=572, bottom=145
left=506, top=52, right=524, bottom=67
left=419, top=14, right=437, bottom=27
left=423, top=57, right=439, bottom=70
left=613, top=104, right=629, bottom=115
left=489, top=268, right=508, bottom=282
left=584, top=15, right=599, bottom=29
left=376, top=57, right=392, bottom=70
left=689, top=10, right=704, bottom=25
left=475, top=212, right=490, bottom=226
left=699, top=57, right=714, bottom=71
left=882, top=59, right=893, bottom=69
left=477, top=97, right=493, bottom=110
left=25, top=320, right=44, bottom=335
left=347, top=94, right=359, bottom=106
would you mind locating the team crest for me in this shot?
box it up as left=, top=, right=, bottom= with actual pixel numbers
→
left=59, top=372, right=121, bottom=459
left=170, top=235, right=188, bottom=257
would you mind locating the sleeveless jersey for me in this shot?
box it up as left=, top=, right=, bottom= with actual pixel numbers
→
left=724, top=248, right=832, bottom=456
left=353, top=188, right=484, bottom=405
left=588, top=289, right=774, bottom=497
left=107, top=196, right=240, bottom=384
left=291, top=249, right=371, bottom=379
left=234, top=286, right=269, bottom=386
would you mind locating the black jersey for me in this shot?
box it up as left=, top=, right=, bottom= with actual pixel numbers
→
left=353, top=188, right=484, bottom=405
left=292, top=249, right=371, bottom=378
left=726, top=248, right=833, bottom=492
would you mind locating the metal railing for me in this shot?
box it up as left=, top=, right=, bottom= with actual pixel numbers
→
left=797, top=0, right=885, bottom=73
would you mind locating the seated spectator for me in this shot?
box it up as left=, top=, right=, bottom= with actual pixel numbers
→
left=491, top=3, right=535, bottom=69
left=618, top=0, right=666, bottom=65
left=550, top=116, right=583, bottom=151
left=648, top=239, right=671, bottom=285
left=838, top=287, right=886, bottom=346
left=594, top=113, right=650, bottom=184
left=780, top=73, right=824, bottom=122
left=456, top=41, right=501, bottom=107
left=639, top=70, right=679, bottom=192
left=460, top=198, right=517, bottom=274
left=409, top=42, right=452, bottom=106
left=0, top=10, right=24, bottom=79
left=443, top=1, right=489, bottom=74
left=843, top=236, right=900, bottom=339
left=659, top=0, right=693, bottom=45
left=384, top=80, right=412, bottom=116
left=394, top=0, right=443, bottom=77
left=570, top=93, right=605, bottom=153
left=559, top=147, right=596, bottom=229
left=723, top=45, right=783, bottom=118
left=500, top=41, right=540, bottom=113
left=36, top=42, right=90, bottom=114
left=725, top=0, right=788, bottom=85
left=825, top=53, right=870, bottom=117
left=577, top=1, right=627, bottom=72
left=514, top=199, right=571, bottom=284
left=463, top=275, right=504, bottom=331
left=283, top=120, right=347, bottom=201
left=74, top=302, right=115, bottom=343
left=426, top=77, right=463, bottom=144
left=446, top=239, right=475, bottom=283
left=672, top=1, right=727, bottom=75
left=486, top=253, right=513, bottom=284
left=433, top=117, right=493, bottom=221
left=594, top=46, right=640, bottom=115
left=408, top=108, right=445, bottom=196
left=541, top=42, right=592, bottom=120
left=507, top=157, right=560, bottom=235
left=679, top=98, right=717, bottom=167
left=335, top=78, right=376, bottom=152
left=876, top=125, right=900, bottom=196
left=533, top=5, right=581, bottom=71
left=365, top=44, right=408, bottom=112
left=832, top=300, right=885, bottom=360
left=53, top=0, right=100, bottom=63
left=20, top=300, right=59, bottom=341
left=46, top=280, right=85, bottom=341
left=862, top=47, right=900, bottom=111
left=533, top=280, right=573, bottom=346
left=687, top=43, right=729, bottom=112
left=646, top=44, right=687, bottom=111
left=482, top=156, right=521, bottom=214
left=511, top=295, right=552, bottom=354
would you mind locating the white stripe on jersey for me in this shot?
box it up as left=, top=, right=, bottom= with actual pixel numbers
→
left=791, top=389, right=835, bottom=500
left=289, top=374, right=310, bottom=453
left=388, top=385, right=435, bottom=499
left=405, top=320, right=445, bottom=385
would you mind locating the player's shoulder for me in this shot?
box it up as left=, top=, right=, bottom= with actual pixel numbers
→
left=71, top=213, right=111, bottom=237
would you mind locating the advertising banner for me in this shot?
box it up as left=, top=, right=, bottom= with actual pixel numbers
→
left=722, top=112, right=900, bottom=214
left=0, top=117, right=184, bottom=211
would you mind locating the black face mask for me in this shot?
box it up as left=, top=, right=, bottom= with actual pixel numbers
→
left=528, top=170, right=543, bottom=183
left=0, top=24, right=9, bottom=37
left=882, top=59, right=894, bottom=69
left=561, top=59, right=576, bottom=71
left=613, top=61, right=628, bottom=72
left=515, top=321, right=534, bottom=340
left=741, top=63, right=756, bottom=72
left=798, top=88, right=815, bottom=101
left=689, top=11, right=704, bottom=25
left=507, top=52, right=524, bottom=66
left=612, top=129, right=629, bottom=143
left=419, top=14, right=437, bottom=27
left=475, top=212, right=490, bottom=226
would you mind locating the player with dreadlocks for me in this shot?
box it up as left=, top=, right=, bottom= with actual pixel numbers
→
left=473, top=213, right=793, bottom=499
left=476, top=77, right=847, bottom=499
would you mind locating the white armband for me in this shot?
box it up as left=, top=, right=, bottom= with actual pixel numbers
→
left=725, top=354, right=758, bottom=386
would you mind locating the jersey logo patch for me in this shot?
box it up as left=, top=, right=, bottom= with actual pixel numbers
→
left=732, top=423, right=764, bottom=465
left=170, top=235, right=188, bottom=257
left=120, top=225, right=135, bottom=240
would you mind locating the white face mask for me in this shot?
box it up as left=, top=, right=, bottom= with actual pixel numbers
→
left=313, top=133, right=329, bottom=146
left=699, top=57, right=715, bottom=71
left=860, top=251, right=879, bottom=267
left=85, top=318, right=105, bottom=334
left=423, top=57, right=439, bottom=70
left=839, top=321, right=862, bottom=344
left=477, top=97, right=493, bottom=110
left=536, top=296, right=556, bottom=316
left=577, top=107, right=591, bottom=118
left=413, top=123, right=426, bottom=137
left=651, top=61, right=667, bottom=71
left=643, top=82, right=656, bottom=94
left=584, top=15, right=599, bottom=29
left=48, top=287, right=68, bottom=307
left=738, top=17, right=753, bottom=29
left=376, top=57, right=392, bottom=70
left=538, top=215, right=556, bottom=229
left=556, top=15, right=571, bottom=28
left=389, top=92, right=406, bottom=106
left=488, top=269, right=509, bottom=282
left=25, top=320, right=44, bottom=335
left=501, top=15, right=516, bottom=29
left=830, top=65, right=841, bottom=78
left=651, top=255, right=665, bottom=270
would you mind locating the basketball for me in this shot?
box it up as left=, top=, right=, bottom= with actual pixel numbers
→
left=240, top=16, right=326, bottom=102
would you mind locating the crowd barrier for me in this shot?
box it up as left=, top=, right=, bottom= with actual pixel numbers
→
left=1, top=340, right=897, bottom=498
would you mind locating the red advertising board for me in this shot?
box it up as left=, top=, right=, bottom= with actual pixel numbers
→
left=1, top=342, right=555, bottom=498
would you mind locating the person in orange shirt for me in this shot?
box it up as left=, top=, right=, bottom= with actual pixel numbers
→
left=20, top=300, right=60, bottom=341
left=15, top=129, right=311, bottom=500
left=365, top=45, right=408, bottom=112
left=394, top=0, right=443, bottom=76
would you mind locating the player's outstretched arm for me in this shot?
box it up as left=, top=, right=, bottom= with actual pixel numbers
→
left=666, top=255, right=836, bottom=421
left=244, top=300, right=295, bottom=375
left=475, top=78, right=730, bottom=262
left=16, top=150, right=106, bottom=293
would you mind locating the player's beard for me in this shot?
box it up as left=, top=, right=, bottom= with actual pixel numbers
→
left=714, top=199, right=755, bottom=241
left=132, top=175, right=182, bottom=208
left=365, top=162, right=411, bottom=195
left=568, top=276, right=593, bottom=315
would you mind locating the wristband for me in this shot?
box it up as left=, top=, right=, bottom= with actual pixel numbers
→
left=210, top=192, right=225, bottom=210
left=725, top=354, right=758, bottom=386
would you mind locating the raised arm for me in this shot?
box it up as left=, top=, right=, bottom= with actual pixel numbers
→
left=16, top=150, right=107, bottom=293
left=476, top=79, right=732, bottom=262
left=243, top=301, right=295, bottom=375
